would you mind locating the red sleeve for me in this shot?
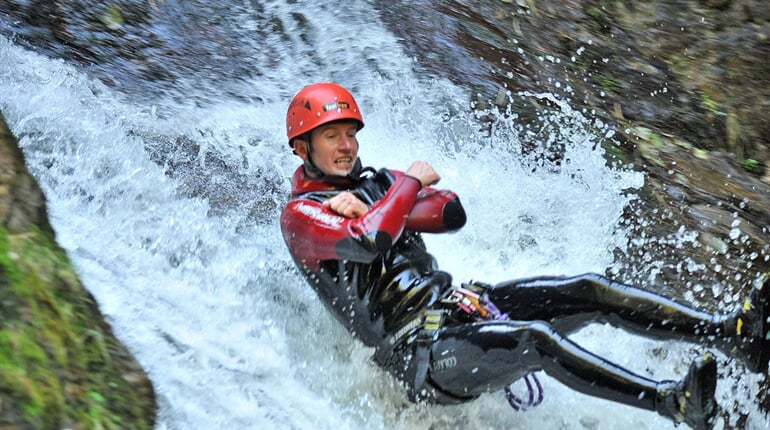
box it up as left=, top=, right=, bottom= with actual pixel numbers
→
left=280, top=175, right=422, bottom=268
left=406, top=187, right=466, bottom=233
left=387, top=170, right=467, bottom=233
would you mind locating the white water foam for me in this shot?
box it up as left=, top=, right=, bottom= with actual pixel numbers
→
left=1, top=3, right=767, bottom=428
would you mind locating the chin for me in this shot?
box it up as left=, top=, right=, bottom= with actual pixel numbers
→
left=331, top=165, right=354, bottom=176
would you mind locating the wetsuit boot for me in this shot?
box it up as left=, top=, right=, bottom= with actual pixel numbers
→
left=655, top=354, right=718, bottom=430
left=720, top=277, right=770, bottom=373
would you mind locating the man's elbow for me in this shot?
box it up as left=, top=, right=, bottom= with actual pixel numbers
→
left=443, top=197, right=467, bottom=231
left=333, top=231, right=392, bottom=263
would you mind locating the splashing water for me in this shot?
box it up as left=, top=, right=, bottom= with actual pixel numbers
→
left=1, top=2, right=767, bottom=429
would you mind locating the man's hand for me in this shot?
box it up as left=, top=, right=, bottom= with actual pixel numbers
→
left=323, top=191, right=368, bottom=218
left=406, top=160, right=440, bottom=187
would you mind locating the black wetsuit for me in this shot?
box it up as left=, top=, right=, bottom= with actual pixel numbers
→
left=280, top=163, right=735, bottom=412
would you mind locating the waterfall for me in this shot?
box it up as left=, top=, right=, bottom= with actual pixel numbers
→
left=2, top=1, right=765, bottom=429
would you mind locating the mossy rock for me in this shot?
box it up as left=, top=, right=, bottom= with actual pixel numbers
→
left=0, top=225, right=156, bottom=430
left=1, top=111, right=155, bottom=430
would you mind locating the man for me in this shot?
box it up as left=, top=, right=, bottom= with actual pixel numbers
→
left=279, top=82, right=769, bottom=430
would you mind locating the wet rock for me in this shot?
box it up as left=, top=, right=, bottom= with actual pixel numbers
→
left=378, top=1, right=770, bottom=170
left=372, top=0, right=770, bottom=284
left=0, top=0, right=293, bottom=103
left=0, top=116, right=51, bottom=234
left=0, top=112, right=156, bottom=430
left=618, top=128, right=769, bottom=290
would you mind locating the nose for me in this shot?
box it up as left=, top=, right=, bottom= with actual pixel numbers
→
left=339, top=135, right=354, bottom=150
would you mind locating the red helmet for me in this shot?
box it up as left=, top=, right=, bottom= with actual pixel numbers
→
left=286, top=82, right=364, bottom=147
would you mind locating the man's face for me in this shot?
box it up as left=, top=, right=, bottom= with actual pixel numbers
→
left=299, top=120, right=359, bottom=176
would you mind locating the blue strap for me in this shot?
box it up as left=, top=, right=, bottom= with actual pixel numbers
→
left=504, top=372, right=544, bottom=411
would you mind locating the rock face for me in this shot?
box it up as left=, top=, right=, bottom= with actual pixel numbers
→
left=375, top=0, right=770, bottom=288
left=0, top=112, right=156, bottom=430
left=0, top=118, right=52, bottom=235
left=377, top=0, right=770, bottom=172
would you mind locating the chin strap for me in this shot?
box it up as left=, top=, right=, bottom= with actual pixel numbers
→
left=303, top=157, right=371, bottom=183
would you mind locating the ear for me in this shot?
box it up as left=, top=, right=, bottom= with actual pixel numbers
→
left=293, top=139, right=310, bottom=161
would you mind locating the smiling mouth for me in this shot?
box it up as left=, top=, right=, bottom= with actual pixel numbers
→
left=335, top=157, right=352, bottom=164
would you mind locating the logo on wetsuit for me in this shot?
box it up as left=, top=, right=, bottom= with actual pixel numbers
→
left=296, top=202, right=344, bottom=225
left=431, top=355, right=457, bottom=372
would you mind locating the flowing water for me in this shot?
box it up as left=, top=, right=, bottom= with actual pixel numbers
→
left=1, top=1, right=767, bottom=429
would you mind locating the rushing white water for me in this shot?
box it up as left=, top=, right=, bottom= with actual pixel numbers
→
left=1, top=2, right=767, bottom=429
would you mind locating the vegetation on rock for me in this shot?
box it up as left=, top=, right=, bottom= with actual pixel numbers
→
left=0, top=113, right=156, bottom=430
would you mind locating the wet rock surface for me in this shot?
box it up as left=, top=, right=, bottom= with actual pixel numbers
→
left=377, top=0, right=770, bottom=167
left=375, top=0, right=770, bottom=293
left=0, top=0, right=281, bottom=103
left=1, top=113, right=156, bottom=430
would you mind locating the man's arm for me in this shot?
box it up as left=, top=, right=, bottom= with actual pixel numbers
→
left=406, top=187, right=467, bottom=233
left=280, top=174, right=422, bottom=267
left=385, top=169, right=467, bottom=233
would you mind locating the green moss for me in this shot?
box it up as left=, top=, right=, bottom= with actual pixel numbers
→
left=701, top=93, right=726, bottom=116
left=597, top=73, right=622, bottom=93
left=635, top=128, right=663, bottom=147
left=101, top=5, right=124, bottom=30
left=743, top=158, right=758, bottom=169
left=1, top=229, right=63, bottom=428
left=0, top=225, right=154, bottom=430
left=587, top=6, right=604, bottom=20
left=741, top=158, right=762, bottom=174
left=599, top=139, right=631, bottom=166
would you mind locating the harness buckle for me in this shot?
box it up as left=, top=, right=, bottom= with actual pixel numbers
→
left=446, top=284, right=508, bottom=321
left=421, top=310, right=445, bottom=335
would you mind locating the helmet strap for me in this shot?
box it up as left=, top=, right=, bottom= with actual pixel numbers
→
left=303, top=158, right=326, bottom=178
left=303, top=157, right=364, bottom=181
left=299, top=134, right=326, bottom=177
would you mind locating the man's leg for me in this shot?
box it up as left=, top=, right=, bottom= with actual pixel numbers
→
left=479, top=272, right=768, bottom=372
left=427, top=320, right=717, bottom=429
left=482, top=273, right=724, bottom=337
